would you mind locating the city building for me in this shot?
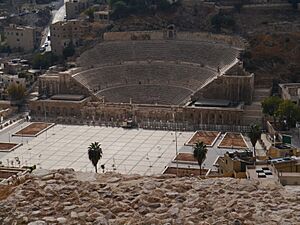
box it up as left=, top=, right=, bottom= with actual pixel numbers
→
left=93, top=11, right=111, bottom=24
left=65, top=0, right=90, bottom=20
left=267, top=143, right=300, bottom=158
left=50, top=20, right=89, bottom=56
left=4, top=24, right=39, bottom=52
left=0, top=74, right=26, bottom=88
left=246, top=157, right=300, bottom=185
left=279, top=83, right=300, bottom=106
left=214, top=151, right=255, bottom=178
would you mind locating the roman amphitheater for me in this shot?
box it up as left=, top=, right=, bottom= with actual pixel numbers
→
left=30, top=28, right=265, bottom=130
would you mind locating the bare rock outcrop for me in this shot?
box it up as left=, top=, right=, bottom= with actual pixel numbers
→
left=0, top=168, right=299, bottom=225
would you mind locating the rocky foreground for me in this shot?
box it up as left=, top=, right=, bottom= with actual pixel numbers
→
left=0, top=169, right=299, bottom=225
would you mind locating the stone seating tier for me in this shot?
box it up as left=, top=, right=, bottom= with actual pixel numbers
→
left=77, top=40, right=240, bottom=70
left=96, top=84, right=193, bottom=105
left=73, top=62, right=217, bottom=92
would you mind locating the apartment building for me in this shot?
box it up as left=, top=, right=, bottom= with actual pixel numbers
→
left=4, top=24, right=38, bottom=52
left=50, top=20, right=89, bottom=56
left=279, top=83, right=300, bottom=106
left=94, top=11, right=111, bottom=24
left=65, top=0, right=90, bottom=20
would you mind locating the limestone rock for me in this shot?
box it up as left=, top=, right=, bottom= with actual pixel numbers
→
left=28, top=221, right=47, bottom=225
left=0, top=169, right=298, bottom=225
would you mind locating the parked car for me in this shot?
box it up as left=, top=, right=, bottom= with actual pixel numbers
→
left=39, top=47, right=46, bottom=52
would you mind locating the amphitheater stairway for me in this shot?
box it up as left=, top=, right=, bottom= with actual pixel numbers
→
left=242, top=88, right=271, bottom=125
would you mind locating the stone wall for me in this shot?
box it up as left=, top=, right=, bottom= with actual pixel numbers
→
left=29, top=97, right=90, bottom=118
left=103, top=31, right=164, bottom=41
left=38, top=72, right=90, bottom=98
left=0, top=169, right=299, bottom=225
left=30, top=99, right=244, bottom=126
left=192, top=72, right=254, bottom=105
left=103, top=31, right=245, bottom=49
left=176, top=32, right=245, bottom=49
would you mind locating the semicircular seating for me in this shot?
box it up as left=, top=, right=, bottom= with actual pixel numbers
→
left=77, top=40, right=240, bottom=70
left=73, top=62, right=217, bottom=93
left=96, top=84, right=193, bottom=105
left=74, top=39, right=240, bottom=105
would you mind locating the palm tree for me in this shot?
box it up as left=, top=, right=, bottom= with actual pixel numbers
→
left=88, top=142, right=103, bottom=173
left=193, top=141, right=208, bottom=176
left=248, top=124, right=262, bottom=159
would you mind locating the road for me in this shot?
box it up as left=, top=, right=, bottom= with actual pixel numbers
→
left=40, top=0, right=68, bottom=52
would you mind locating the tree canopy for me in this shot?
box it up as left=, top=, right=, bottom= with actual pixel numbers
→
left=7, top=83, right=26, bottom=101
left=63, top=42, right=75, bottom=59
left=248, top=124, right=262, bottom=149
left=193, top=141, right=208, bottom=176
left=109, top=0, right=173, bottom=19
left=277, top=100, right=300, bottom=128
left=88, top=142, right=103, bottom=173
left=31, top=52, right=59, bottom=69
left=262, top=96, right=300, bottom=129
left=261, top=96, right=282, bottom=118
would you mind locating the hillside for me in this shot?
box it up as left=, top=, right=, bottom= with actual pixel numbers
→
left=109, top=4, right=300, bottom=86
left=0, top=169, right=299, bottom=225
left=242, top=32, right=300, bottom=87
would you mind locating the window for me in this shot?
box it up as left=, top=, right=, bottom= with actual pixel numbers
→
left=226, top=160, right=228, bottom=164
left=17, top=38, right=20, bottom=42
left=16, top=32, right=18, bottom=36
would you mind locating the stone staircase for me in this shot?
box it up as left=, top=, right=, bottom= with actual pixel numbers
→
left=242, top=88, right=271, bottom=125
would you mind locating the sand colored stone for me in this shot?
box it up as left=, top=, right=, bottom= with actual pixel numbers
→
left=0, top=169, right=299, bottom=225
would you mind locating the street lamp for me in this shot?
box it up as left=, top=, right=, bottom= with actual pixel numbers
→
left=296, top=122, right=300, bottom=140
left=171, top=131, right=182, bottom=176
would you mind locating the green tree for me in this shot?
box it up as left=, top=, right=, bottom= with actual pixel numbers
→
left=88, top=142, right=103, bottom=173
left=289, top=0, right=300, bottom=9
left=211, top=13, right=235, bottom=32
left=111, top=1, right=128, bottom=19
left=32, top=52, right=59, bottom=69
left=63, top=42, right=75, bottom=59
left=193, top=141, right=208, bottom=176
left=261, top=96, right=283, bottom=124
left=248, top=124, right=262, bottom=159
left=84, top=7, right=95, bottom=22
left=7, top=83, right=26, bottom=101
left=277, top=100, right=300, bottom=128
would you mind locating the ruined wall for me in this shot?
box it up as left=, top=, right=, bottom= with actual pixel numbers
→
left=38, top=72, right=90, bottom=97
left=176, top=32, right=245, bottom=49
left=30, top=99, right=244, bottom=126
left=103, top=31, right=245, bottom=48
left=103, top=31, right=164, bottom=41
left=29, top=97, right=90, bottom=118
left=192, top=73, right=254, bottom=105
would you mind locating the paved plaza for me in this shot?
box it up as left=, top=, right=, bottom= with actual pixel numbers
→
left=0, top=123, right=193, bottom=175
left=0, top=122, right=253, bottom=175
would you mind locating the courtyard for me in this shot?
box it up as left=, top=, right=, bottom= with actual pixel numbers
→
left=0, top=123, right=192, bottom=175
left=0, top=122, right=253, bottom=176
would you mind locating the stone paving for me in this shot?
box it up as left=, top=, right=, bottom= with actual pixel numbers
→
left=0, top=123, right=192, bottom=175
left=0, top=122, right=254, bottom=175
left=0, top=169, right=299, bottom=225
